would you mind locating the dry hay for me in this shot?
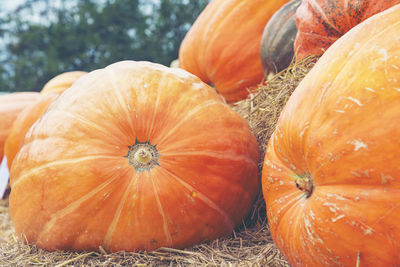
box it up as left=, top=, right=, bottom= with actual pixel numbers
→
left=0, top=56, right=317, bottom=266
left=233, top=55, right=318, bottom=162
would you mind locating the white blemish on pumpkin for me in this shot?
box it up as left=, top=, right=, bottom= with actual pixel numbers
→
left=323, top=202, right=340, bottom=213
left=381, top=173, right=394, bottom=184
left=309, top=209, right=315, bottom=220
left=334, top=110, right=345, bottom=113
left=279, top=181, right=284, bottom=186
left=331, top=214, right=345, bottom=222
left=318, top=82, right=331, bottom=105
left=365, top=87, right=375, bottom=92
left=289, top=163, right=297, bottom=171
left=346, top=97, right=363, bottom=106
left=394, top=87, right=400, bottom=92
left=361, top=226, right=373, bottom=235
left=192, top=83, right=204, bottom=90
left=378, top=48, right=389, bottom=75
left=333, top=129, right=338, bottom=134
left=351, top=171, right=361, bottom=178
left=303, top=214, right=324, bottom=245
left=355, top=196, right=360, bottom=201
left=347, top=139, right=367, bottom=151
left=392, top=64, right=399, bottom=70
left=237, top=79, right=249, bottom=86
left=326, top=193, right=346, bottom=201
left=299, top=121, right=310, bottom=137
left=143, top=84, right=148, bottom=88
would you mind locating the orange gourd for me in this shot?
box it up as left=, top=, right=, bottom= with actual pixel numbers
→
left=262, top=5, right=400, bottom=266
left=0, top=92, right=39, bottom=161
left=5, top=94, right=58, bottom=169
left=5, top=71, right=86, bottom=169
left=295, top=0, right=400, bottom=60
left=179, top=0, right=290, bottom=103
left=40, top=71, right=87, bottom=95
left=9, top=61, right=259, bottom=252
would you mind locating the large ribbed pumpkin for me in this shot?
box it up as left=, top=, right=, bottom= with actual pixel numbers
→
left=260, top=0, right=300, bottom=78
left=294, top=0, right=400, bottom=60
left=5, top=71, right=86, bottom=169
left=262, top=5, right=400, bottom=266
left=179, top=0, right=290, bottom=103
left=9, top=61, right=259, bottom=252
left=0, top=92, right=39, bottom=161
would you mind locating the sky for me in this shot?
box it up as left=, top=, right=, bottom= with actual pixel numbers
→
left=3, top=0, right=25, bottom=11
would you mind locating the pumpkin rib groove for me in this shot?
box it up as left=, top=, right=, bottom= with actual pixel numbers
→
left=308, top=0, right=341, bottom=34
left=150, top=172, right=173, bottom=247
left=343, top=0, right=351, bottom=27
left=105, top=68, right=137, bottom=138
left=146, top=73, right=165, bottom=141
left=160, top=156, right=255, bottom=195
left=159, top=167, right=234, bottom=231
left=155, top=100, right=222, bottom=146
left=36, top=174, right=122, bottom=244
left=202, top=1, right=247, bottom=72
left=103, top=171, right=139, bottom=249
left=52, top=109, right=115, bottom=140
left=161, top=151, right=257, bottom=170
left=11, top=155, right=118, bottom=188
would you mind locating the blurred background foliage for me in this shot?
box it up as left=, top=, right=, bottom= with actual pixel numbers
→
left=0, top=0, right=209, bottom=92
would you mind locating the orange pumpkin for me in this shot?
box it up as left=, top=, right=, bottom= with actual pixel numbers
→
left=9, top=61, right=259, bottom=252
left=5, top=71, right=86, bottom=169
left=0, top=92, right=39, bottom=161
left=40, top=71, right=87, bottom=95
left=262, top=5, right=400, bottom=266
left=5, top=94, right=58, bottom=170
left=295, top=0, right=400, bottom=60
left=179, top=0, right=290, bottom=103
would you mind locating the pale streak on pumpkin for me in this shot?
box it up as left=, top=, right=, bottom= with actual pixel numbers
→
left=103, top=171, right=140, bottom=249
left=52, top=109, right=112, bottom=138
left=145, top=72, right=164, bottom=141
left=342, top=0, right=351, bottom=28
left=161, top=150, right=257, bottom=171
left=37, top=174, right=121, bottom=243
left=105, top=68, right=137, bottom=139
left=160, top=167, right=234, bottom=231
left=150, top=173, right=173, bottom=247
left=11, top=155, right=117, bottom=188
left=154, top=100, right=222, bottom=146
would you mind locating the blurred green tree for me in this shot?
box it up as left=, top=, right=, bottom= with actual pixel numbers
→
left=0, top=0, right=208, bottom=92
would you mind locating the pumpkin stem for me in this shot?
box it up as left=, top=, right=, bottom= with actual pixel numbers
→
left=126, top=142, right=159, bottom=171
left=295, top=173, right=313, bottom=198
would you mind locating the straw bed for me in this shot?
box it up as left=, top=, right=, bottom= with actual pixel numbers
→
left=0, top=56, right=317, bottom=266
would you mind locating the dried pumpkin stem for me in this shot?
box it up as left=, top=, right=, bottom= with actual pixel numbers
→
left=126, top=142, right=159, bottom=171
left=295, top=173, right=313, bottom=198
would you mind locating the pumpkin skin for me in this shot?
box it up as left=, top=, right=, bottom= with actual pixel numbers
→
left=260, top=0, right=300, bottom=78
left=0, top=92, right=39, bottom=161
left=40, top=71, right=87, bottom=95
left=262, top=5, right=400, bottom=266
left=294, top=0, right=400, bottom=60
left=5, top=71, right=86, bottom=169
left=179, top=0, right=290, bottom=103
left=5, top=94, right=58, bottom=170
left=9, top=61, right=259, bottom=252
